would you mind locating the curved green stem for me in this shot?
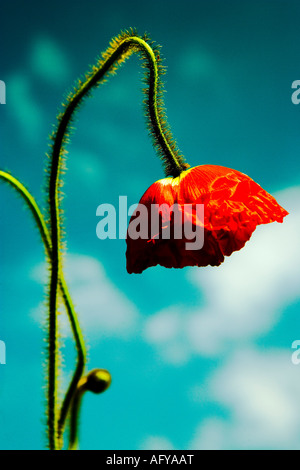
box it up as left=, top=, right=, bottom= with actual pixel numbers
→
left=68, top=378, right=86, bottom=451
left=0, top=171, right=86, bottom=448
left=68, top=369, right=111, bottom=450
left=0, top=171, right=51, bottom=253
left=57, top=279, right=86, bottom=444
left=132, top=37, right=186, bottom=177
left=48, top=30, right=188, bottom=450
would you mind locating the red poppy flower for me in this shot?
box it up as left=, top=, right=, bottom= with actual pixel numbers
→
left=126, top=164, right=288, bottom=274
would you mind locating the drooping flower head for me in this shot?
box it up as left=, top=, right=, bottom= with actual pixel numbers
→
left=126, top=164, right=288, bottom=274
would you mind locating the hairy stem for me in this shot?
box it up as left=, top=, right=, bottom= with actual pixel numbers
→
left=0, top=171, right=86, bottom=448
left=68, top=369, right=111, bottom=450
left=47, top=30, right=188, bottom=449
left=68, top=378, right=86, bottom=450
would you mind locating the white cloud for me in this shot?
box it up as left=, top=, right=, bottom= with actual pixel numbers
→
left=144, top=186, right=300, bottom=360
left=143, top=308, right=182, bottom=344
left=178, top=45, right=217, bottom=82
left=189, top=348, right=300, bottom=450
left=143, top=307, right=192, bottom=365
left=140, top=435, right=174, bottom=450
left=70, top=148, right=105, bottom=189
left=31, top=254, right=139, bottom=340
left=189, top=418, right=229, bottom=450
left=8, top=74, right=45, bottom=143
left=30, top=36, right=71, bottom=84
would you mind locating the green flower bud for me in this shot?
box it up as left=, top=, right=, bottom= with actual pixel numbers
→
left=85, top=369, right=112, bottom=394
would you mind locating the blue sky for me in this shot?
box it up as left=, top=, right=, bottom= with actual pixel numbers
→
left=1, top=0, right=300, bottom=450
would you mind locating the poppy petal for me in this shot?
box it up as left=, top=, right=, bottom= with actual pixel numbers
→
left=126, top=165, right=288, bottom=274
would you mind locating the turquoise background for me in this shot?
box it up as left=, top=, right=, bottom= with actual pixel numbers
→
left=1, top=0, right=300, bottom=450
